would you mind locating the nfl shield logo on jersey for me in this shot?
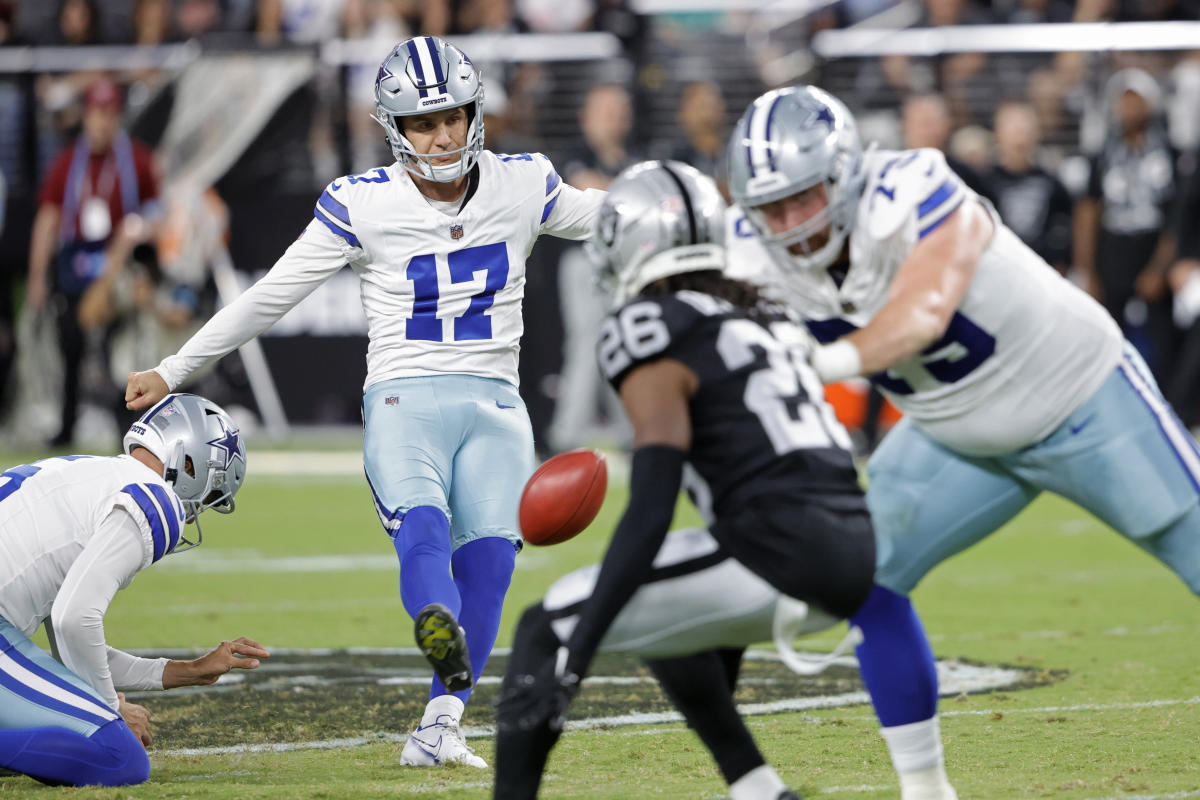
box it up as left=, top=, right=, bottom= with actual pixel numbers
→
left=450, top=224, right=464, bottom=240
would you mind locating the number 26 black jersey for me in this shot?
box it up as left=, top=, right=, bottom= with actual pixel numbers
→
left=597, top=289, right=864, bottom=518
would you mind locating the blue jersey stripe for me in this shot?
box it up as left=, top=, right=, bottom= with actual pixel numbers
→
left=545, top=170, right=561, bottom=196
left=917, top=178, right=959, bottom=219
left=918, top=196, right=963, bottom=239
left=122, top=484, right=167, bottom=562
left=425, top=36, right=445, bottom=83
left=318, top=191, right=351, bottom=227
left=314, top=208, right=362, bottom=247
left=0, top=631, right=116, bottom=725
left=146, top=483, right=181, bottom=555
left=541, top=193, right=559, bottom=224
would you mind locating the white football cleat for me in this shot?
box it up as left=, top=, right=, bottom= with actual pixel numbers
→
left=400, top=695, right=487, bottom=769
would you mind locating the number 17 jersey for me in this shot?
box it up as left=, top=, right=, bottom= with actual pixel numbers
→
left=154, top=151, right=603, bottom=392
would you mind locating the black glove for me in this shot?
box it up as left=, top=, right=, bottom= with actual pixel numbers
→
left=496, top=649, right=581, bottom=733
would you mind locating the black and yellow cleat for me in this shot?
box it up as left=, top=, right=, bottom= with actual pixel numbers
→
left=414, top=602, right=473, bottom=692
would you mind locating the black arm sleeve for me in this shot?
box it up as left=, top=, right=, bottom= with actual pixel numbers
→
left=564, top=445, right=686, bottom=675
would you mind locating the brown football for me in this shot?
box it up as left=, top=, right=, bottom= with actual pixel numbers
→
left=518, top=449, right=608, bottom=546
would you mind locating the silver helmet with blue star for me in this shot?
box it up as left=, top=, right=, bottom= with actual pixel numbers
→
left=123, top=393, right=247, bottom=542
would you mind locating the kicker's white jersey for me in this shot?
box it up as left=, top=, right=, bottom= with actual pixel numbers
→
left=727, top=148, right=1123, bottom=455
left=0, top=455, right=184, bottom=637
left=155, top=151, right=604, bottom=391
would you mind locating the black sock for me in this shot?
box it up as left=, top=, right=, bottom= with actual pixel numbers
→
left=645, top=648, right=764, bottom=784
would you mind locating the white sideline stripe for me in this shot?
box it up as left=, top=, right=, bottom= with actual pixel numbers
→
left=0, top=650, right=118, bottom=723
left=159, top=695, right=1196, bottom=758
left=159, top=662, right=1023, bottom=756
left=1087, top=792, right=1200, bottom=800
left=159, top=695, right=1197, bottom=759
left=155, top=547, right=552, bottom=575
left=247, top=449, right=633, bottom=481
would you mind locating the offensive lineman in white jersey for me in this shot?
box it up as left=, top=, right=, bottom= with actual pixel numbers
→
left=726, top=85, right=1200, bottom=800
left=0, top=393, right=265, bottom=787
left=124, top=36, right=604, bottom=767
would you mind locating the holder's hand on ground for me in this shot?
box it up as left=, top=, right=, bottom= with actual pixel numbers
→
left=117, top=692, right=152, bottom=748
left=125, top=370, right=169, bottom=411
left=163, top=637, right=270, bottom=689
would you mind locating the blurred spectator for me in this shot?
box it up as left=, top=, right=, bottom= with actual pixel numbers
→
left=131, top=0, right=175, bottom=45
left=458, top=0, right=529, bottom=33
left=997, top=0, right=1075, bottom=22
left=948, top=124, right=991, bottom=174
left=549, top=83, right=640, bottom=453
left=176, top=0, right=223, bottom=39
left=26, top=78, right=160, bottom=447
left=1164, top=152, right=1200, bottom=422
left=257, top=0, right=347, bottom=44
left=987, top=100, right=1074, bottom=273
left=901, top=92, right=995, bottom=202
left=668, top=80, right=729, bottom=198
left=53, top=0, right=101, bottom=45
left=77, top=184, right=224, bottom=430
left=1075, top=68, right=1179, bottom=382
left=343, top=0, right=411, bottom=172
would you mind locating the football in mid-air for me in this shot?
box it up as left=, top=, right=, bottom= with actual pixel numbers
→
left=519, top=449, right=608, bottom=546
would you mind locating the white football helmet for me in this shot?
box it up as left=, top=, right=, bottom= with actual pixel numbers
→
left=588, top=160, right=727, bottom=304
left=372, top=36, right=485, bottom=183
left=123, top=393, right=247, bottom=550
left=727, top=85, right=867, bottom=272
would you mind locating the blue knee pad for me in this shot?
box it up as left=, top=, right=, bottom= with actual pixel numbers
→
left=394, top=505, right=460, bottom=620
left=0, top=719, right=149, bottom=787
left=850, top=584, right=939, bottom=727
left=430, top=536, right=517, bottom=703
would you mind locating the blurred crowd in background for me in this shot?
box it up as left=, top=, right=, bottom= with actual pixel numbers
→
left=0, top=0, right=1199, bottom=458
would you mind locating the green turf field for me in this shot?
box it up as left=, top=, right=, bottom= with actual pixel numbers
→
left=1, top=450, right=1198, bottom=799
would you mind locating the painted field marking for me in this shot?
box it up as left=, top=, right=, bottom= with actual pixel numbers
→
left=152, top=547, right=552, bottom=575
left=158, top=694, right=1199, bottom=758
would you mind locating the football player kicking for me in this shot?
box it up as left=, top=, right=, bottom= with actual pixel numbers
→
left=124, top=37, right=604, bottom=768
left=726, top=85, right=1200, bottom=800
left=0, top=393, right=265, bottom=787
left=492, top=161, right=879, bottom=800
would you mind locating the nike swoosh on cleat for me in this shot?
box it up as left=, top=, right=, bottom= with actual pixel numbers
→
left=1069, top=415, right=1095, bottom=435
left=411, top=734, right=442, bottom=761
left=496, top=402, right=515, bottom=409
left=330, top=180, right=342, bottom=190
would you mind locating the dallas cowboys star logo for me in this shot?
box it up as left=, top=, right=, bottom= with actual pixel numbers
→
left=812, top=105, right=835, bottom=130
left=207, top=419, right=243, bottom=470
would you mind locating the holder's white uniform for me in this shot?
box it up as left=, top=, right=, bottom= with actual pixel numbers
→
left=0, top=455, right=180, bottom=734
left=728, top=148, right=1200, bottom=594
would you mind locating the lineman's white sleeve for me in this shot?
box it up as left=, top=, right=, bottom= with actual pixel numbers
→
left=541, top=183, right=605, bottom=241
left=154, top=223, right=353, bottom=389
left=50, top=508, right=148, bottom=711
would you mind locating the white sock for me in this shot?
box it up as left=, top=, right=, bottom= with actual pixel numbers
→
left=729, top=764, right=786, bottom=800
left=880, top=717, right=956, bottom=800
left=421, top=694, right=465, bottom=725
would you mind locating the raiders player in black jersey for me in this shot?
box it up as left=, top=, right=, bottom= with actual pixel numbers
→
left=492, top=161, right=878, bottom=800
